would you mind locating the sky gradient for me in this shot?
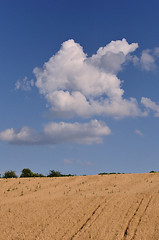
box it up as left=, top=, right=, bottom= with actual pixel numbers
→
left=1, top=0, right=159, bottom=176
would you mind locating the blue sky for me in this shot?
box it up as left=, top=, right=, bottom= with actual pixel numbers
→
left=1, top=0, right=159, bottom=175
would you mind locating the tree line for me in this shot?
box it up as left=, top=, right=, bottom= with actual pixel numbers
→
left=0, top=169, right=74, bottom=178
left=1, top=169, right=158, bottom=178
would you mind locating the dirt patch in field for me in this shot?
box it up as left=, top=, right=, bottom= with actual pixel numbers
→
left=0, top=173, right=159, bottom=240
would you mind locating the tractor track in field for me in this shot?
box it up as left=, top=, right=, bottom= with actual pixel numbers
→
left=123, top=195, right=153, bottom=240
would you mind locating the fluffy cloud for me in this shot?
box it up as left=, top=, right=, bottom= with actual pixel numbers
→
left=0, top=120, right=111, bottom=145
left=141, top=97, right=159, bottom=116
left=33, top=39, right=144, bottom=118
left=134, top=47, right=159, bottom=71
left=87, top=38, right=138, bottom=74
left=10, top=39, right=159, bottom=147
left=140, top=50, right=156, bottom=71
left=0, top=127, right=34, bottom=142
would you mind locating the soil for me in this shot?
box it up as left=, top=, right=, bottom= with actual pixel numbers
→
left=0, top=173, right=159, bottom=240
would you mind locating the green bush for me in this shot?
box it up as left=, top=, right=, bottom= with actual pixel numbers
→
left=33, top=173, right=45, bottom=177
left=20, top=168, right=34, bottom=178
left=20, top=168, right=45, bottom=177
left=47, top=170, right=74, bottom=177
left=3, top=170, right=18, bottom=178
left=98, top=172, right=121, bottom=175
left=47, top=170, right=62, bottom=177
left=98, top=172, right=109, bottom=175
left=1, top=168, right=74, bottom=178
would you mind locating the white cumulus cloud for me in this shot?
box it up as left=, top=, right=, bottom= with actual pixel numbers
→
left=0, top=120, right=111, bottom=145
left=140, top=49, right=156, bottom=71
left=33, top=39, right=144, bottom=118
left=141, top=97, right=159, bottom=117
left=87, top=38, right=138, bottom=73
left=9, top=39, right=159, bottom=146
left=134, top=47, right=159, bottom=71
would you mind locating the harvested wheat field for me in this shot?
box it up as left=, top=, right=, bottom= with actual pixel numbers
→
left=0, top=173, right=159, bottom=240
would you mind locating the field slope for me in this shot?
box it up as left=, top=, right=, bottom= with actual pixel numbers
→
left=0, top=173, right=159, bottom=240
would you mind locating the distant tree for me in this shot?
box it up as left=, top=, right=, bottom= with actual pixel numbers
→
left=33, top=173, right=45, bottom=177
left=3, top=170, right=18, bottom=178
left=47, top=170, right=62, bottom=177
left=149, top=170, right=157, bottom=173
left=20, top=168, right=45, bottom=177
left=47, top=170, right=74, bottom=177
left=98, top=172, right=121, bottom=175
left=20, top=168, right=34, bottom=178
left=66, top=173, right=74, bottom=177
left=98, top=172, right=108, bottom=175
left=62, top=173, right=74, bottom=177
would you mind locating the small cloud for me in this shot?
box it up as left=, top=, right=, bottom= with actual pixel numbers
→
left=141, top=97, right=159, bottom=117
left=64, top=159, right=73, bottom=165
left=77, top=160, right=83, bottom=165
left=77, top=160, right=93, bottom=166
left=140, top=49, right=156, bottom=71
left=0, top=119, right=111, bottom=145
left=135, top=129, right=143, bottom=137
left=133, top=47, right=159, bottom=72
left=153, top=47, right=159, bottom=57
left=85, top=161, right=93, bottom=166
left=15, top=77, right=34, bottom=91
